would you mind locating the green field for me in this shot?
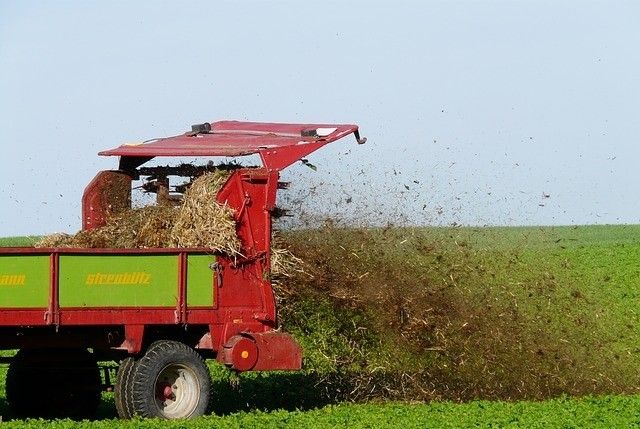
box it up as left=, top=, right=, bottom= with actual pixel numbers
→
left=0, top=395, right=639, bottom=428
left=0, top=237, right=39, bottom=247
left=1, top=225, right=639, bottom=426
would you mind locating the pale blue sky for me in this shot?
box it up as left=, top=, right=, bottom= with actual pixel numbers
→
left=1, top=1, right=639, bottom=236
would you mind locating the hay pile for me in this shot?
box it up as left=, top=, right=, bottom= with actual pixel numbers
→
left=37, top=171, right=241, bottom=255
left=36, top=205, right=178, bottom=249
left=269, top=233, right=308, bottom=294
left=171, top=172, right=237, bottom=251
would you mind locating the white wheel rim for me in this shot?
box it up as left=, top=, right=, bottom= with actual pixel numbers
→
left=154, top=363, right=200, bottom=419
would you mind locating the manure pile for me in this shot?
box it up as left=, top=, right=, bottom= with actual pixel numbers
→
left=37, top=170, right=298, bottom=281
left=37, top=171, right=240, bottom=255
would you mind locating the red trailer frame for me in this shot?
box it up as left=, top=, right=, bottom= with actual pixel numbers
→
left=0, top=121, right=365, bottom=372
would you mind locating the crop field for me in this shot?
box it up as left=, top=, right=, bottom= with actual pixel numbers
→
left=0, top=238, right=39, bottom=247
left=0, top=395, right=639, bottom=428
left=1, top=224, right=639, bottom=427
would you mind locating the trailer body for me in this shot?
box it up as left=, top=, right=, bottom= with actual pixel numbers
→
left=0, top=120, right=364, bottom=419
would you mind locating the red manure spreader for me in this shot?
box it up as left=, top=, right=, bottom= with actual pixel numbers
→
left=0, top=120, right=365, bottom=419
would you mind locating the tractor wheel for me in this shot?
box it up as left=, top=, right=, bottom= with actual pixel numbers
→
left=6, top=348, right=101, bottom=419
left=130, top=340, right=210, bottom=419
left=114, top=356, right=136, bottom=419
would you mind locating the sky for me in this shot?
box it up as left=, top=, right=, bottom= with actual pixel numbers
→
left=1, top=1, right=639, bottom=236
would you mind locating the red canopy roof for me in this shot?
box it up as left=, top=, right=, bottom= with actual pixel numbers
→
left=99, top=121, right=362, bottom=170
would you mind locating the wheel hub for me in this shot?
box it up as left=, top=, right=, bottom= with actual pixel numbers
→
left=154, top=364, right=200, bottom=419
left=156, top=382, right=175, bottom=401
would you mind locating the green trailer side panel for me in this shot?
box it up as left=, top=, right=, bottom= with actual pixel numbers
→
left=186, top=254, right=215, bottom=307
left=0, top=255, right=49, bottom=308
left=59, top=255, right=178, bottom=307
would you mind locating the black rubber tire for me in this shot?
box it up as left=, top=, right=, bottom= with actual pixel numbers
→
left=130, top=340, right=211, bottom=419
left=6, top=348, right=101, bottom=419
left=114, top=357, right=136, bottom=419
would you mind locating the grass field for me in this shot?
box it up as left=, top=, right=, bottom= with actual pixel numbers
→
left=0, top=237, right=39, bottom=247
left=1, top=225, right=639, bottom=426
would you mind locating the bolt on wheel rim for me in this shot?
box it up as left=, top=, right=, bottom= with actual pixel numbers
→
left=154, top=364, right=200, bottom=419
